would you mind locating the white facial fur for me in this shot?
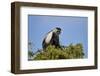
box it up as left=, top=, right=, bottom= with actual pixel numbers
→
left=53, top=28, right=61, bottom=35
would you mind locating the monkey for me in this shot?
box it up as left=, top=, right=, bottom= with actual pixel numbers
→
left=42, top=27, right=61, bottom=49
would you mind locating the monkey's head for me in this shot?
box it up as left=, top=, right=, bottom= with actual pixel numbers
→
left=52, top=27, right=61, bottom=35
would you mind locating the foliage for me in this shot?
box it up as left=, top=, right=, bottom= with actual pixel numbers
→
left=28, top=51, right=34, bottom=60
left=32, top=43, right=84, bottom=60
left=28, top=51, right=34, bottom=57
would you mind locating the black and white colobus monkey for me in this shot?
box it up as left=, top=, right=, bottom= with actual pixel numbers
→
left=42, top=27, right=61, bottom=49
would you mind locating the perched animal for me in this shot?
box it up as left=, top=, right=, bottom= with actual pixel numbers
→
left=42, top=27, right=61, bottom=49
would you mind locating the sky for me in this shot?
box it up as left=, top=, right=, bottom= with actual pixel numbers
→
left=28, top=15, right=88, bottom=58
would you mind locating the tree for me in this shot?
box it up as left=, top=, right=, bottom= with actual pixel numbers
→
left=28, top=42, right=34, bottom=60
left=33, top=43, right=84, bottom=60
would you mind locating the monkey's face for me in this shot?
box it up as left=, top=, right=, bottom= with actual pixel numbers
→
left=53, top=27, right=61, bottom=35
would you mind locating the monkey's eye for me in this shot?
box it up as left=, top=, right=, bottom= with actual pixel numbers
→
left=57, top=30, right=61, bottom=34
